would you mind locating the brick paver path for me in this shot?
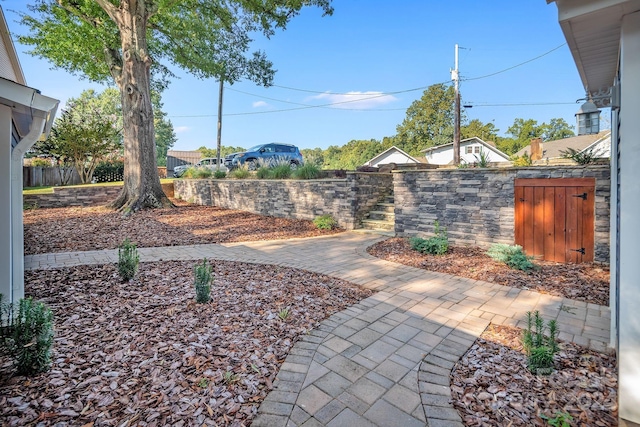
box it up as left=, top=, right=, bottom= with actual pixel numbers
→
left=25, top=232, right=611, bottom=427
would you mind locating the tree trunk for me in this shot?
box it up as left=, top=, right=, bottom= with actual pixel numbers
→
left=108, top=1, right=172, bottom=212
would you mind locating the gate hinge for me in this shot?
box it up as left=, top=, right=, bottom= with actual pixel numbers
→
left=571, top=248, right=586, bottom=255
left=572, top=193, right=587, bottom=200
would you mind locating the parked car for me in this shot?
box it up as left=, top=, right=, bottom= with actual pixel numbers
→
left=223, top=152, right=243, bottom=169
left=173, top=157, right=227, bottom=177
left=230, top=143, right=304, bottom=170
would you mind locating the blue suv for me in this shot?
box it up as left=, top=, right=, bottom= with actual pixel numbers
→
left=229, top=143, right=304, bottom=170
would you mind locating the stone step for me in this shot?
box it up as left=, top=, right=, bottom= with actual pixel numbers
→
left=367, top=210, right=395, bottom=221
left=361, top=219, right=395, bottom=232
left=376, top=202, right=395, bottom=212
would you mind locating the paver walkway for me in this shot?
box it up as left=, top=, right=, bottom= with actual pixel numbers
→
left=25, top=232, right=611, bottom=427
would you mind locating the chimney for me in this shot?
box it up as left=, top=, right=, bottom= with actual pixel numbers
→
left=530, top=138, right=542, bottom=161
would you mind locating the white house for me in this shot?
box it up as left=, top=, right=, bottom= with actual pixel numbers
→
left=363, top=145, right=421, bottom=167
left=547, top=1, right=640, bottom=425
left=515, top=130, right=611, bottom=160
left=421, top=137, right=510, bottom=165
left=0, top=6, right=59, bottom=307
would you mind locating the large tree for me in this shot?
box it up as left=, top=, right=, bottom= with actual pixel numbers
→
left=35, top=89, right=121, bottom=184
left=20, top=0, right=332, bottom=212
left=395, top=83, right=463, bottom=155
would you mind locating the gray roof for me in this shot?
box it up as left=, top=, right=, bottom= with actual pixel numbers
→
left=515, top=131, right=611, bottom=159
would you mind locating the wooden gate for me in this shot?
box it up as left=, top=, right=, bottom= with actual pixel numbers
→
left=514, top=178, right=595, bottom=263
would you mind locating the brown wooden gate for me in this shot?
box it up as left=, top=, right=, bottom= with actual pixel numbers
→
left=514, top=178, right=595, bottom=263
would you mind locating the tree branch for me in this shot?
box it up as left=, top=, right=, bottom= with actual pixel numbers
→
left=93, top=0, right=121, bottom=25
left=57, top=0, right=103, bottom=28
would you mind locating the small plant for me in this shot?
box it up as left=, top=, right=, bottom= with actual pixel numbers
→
left=223, top=370, right=239, bottom=385
left=474, top=149, right=490, bottom=168
left=560, top=146, right=604, bottom=165
left=540, top=411, right=573, bottom=427
left=183, top=167, right=213, bottom=179
left=293, top=163, right=321, bottom=180
left=409, top=221, right=449, bottom=255
left=270, top=163, right=292, bottom=179
left=229, top=165, right=250, bottom=179
left=277, top=307, right=290, bottom=321
left=193, top=258, right=212, bottom=303
left=213, top=169, right=226, bottom=179
left=313, top=214, right=338, bottom=230
left=487, top=244, right=535, bottom=271
left=3, top=297, right=55, bottom=375
left=522, top=311, right=559, bottom=375
left=118, top=238, right=139, bottom=281
left=511, top=152, right=533, bottom=166
left=255, top=166, right=271, bottom=179
left=197, top=378, right=209, bottom=388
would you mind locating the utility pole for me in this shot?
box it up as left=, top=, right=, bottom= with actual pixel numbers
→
left=216, top=78, right=224, bottom=171
left=452, top=44, right=461, bottom=166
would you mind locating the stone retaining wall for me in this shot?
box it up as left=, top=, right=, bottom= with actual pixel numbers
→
left=173, top=173, right=394, bottom=230
left=394, top=165, right=610, bottom=263
left=23, top=183, right=175, bottom=208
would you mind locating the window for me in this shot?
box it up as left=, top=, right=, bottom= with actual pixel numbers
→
left=465, top=146, right=473, bottom=154
left=475, top=146, right=481, bottom=154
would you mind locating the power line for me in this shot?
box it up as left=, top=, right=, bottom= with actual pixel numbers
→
left=462, top=43, right=567, bottom=81
left=465, top=101, right=576, bottom=107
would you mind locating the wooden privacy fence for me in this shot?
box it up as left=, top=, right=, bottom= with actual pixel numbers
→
left=515, top=178, right=595, bottom=263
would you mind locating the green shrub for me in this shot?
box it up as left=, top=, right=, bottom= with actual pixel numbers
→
left=213, top=169, right=227, bottom=179
left=194, top=259, right=212, bottom=303
left=293, top=163, right=321, bottom=180
left=30, top=158, right=51, bottom=167
left=183, top=167, right=213, bottom=179
left=560, top=146, right=604, bottom=165
left=511, top=152, right=533, bottom=167
left=94, top=160, right=124, bottom=182
left=2, top=297, right=55, bottom=375
left=409, top=221, right=449, bottom=255
left=270, top=164, right=292, bottom=179
left=487, top=244, right=535, bottom=270
left=522, top=311, right=559, bottom=375
left=229, top=166, right=250, bottom=179
left=313, top=214, right=338, bottom=230
left=474, top=150, right=490, bottom=168
left=118, top=238, right=139, bottom=281
left=540, top=411, right=573, bottom=427
left=256, top=166, right=271, bottom=179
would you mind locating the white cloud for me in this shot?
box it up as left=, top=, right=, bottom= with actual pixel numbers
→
left=252, top=101, right=269, bottom=108
left=174, top=126, right=190, bottom=133
left=308, top=91, right=397, bottom=110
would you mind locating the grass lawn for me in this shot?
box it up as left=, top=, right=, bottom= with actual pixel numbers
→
left=23, top=178, right=176, bottom=195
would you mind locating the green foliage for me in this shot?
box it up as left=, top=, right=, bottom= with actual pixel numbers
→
left=293, top=163, right=321, bottom=180
left=197, top=378, right=209, bottom=388
left=300, top=147, right=325, bottom=167
left=93, top=160, right=124, bottom=183
left=277, top=307, right=290, bottom=321
left=270, top=164, right=292, bottom=179
left=1, top=297, right=55, bottom=375
left=197, top=145, right=246, bottom=159
left=522, top=311, right=559, bottom=374
left=395, top=84, right=460, bottom=154
left=461, top=119, right=500, bottom=142
left=213, top=169, right=227, bottom=179
left=34, top=89, right=122, bottom=184
left=313, top=214, right=338, bottom=230
left=229, top=165, right=251, bottom=179
left=118, top=238, right=139, bottom=282
left=409, top=221, right=449, bottom=255
left=194, top=259, right=213, bottom=304
left=540, top=411, right=573, bottom=427
left=30, top=158, right=52, bottom=167
left=542, top=118, right=575, bottom=142
left=182, top=167, right=213, bottom=179
left=256, top=166, right=271, bottom=179
left=511, top=152, right=533, bottom=167
left=323, top=139, right=385, bottom=170
left=223, top=370, right=239, bottom=385
left=560, top=146, right=604, bottom=165
left=473, top=150, right=490, bottom=168
left=487, top=244, right=535, bottom=271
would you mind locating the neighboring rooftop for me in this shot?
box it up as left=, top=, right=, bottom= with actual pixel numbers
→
left=515, top=131, right=611, bottom=159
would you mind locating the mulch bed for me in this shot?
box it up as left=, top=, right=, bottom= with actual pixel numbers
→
left=23, top=200, right=343, bottom=255
left=367, top=238, right=610, bottom=306
left=0, top=261, right=372, bottom=426
left=451, top=324, right=617, bottom=426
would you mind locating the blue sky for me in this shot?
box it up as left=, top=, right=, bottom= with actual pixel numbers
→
left=3, top=0, right=593, bottom=152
